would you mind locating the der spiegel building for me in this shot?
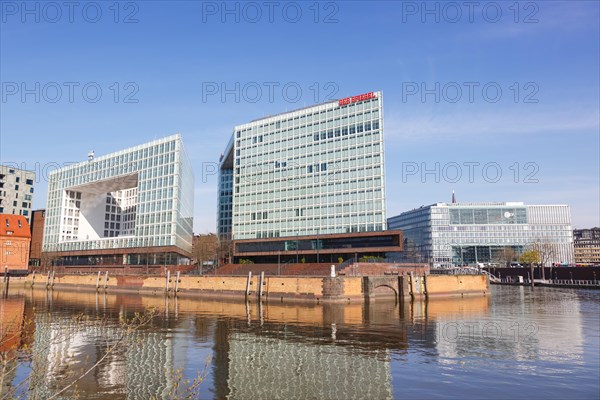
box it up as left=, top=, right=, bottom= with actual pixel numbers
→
left=218, top=92, right=403, bottom=263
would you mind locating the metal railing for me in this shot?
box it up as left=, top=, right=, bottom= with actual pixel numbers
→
left=430, top=267, right=485, bottom=276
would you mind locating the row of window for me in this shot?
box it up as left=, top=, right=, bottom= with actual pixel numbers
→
left=240, top=223, right=385, bottom=239
left=236, top=99, right=380, bottom=139
left=240, top=122, right=381, bottom=153
left=236, top=143, right=383, bottom=170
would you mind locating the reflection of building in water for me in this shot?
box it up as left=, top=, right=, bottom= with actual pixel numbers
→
left=434, top=289, right=583, bottom=364
left=0, top=297, right=27, bottom=398
left=225, top=332, right=392, bottom=400
left=28, top=312, right=175, bottom=399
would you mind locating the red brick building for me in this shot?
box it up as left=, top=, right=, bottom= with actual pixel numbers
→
left=1, top=214, right=31, bottom=274
left=28, top=209, right=45, bottom=267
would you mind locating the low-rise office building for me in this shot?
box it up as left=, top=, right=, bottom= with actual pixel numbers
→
left=388, top=202, right=574, bottom=268
left=573, top=228, right=600, bottom=265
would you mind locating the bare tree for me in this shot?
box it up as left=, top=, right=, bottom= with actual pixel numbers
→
left=531, top=240, right=556, bottom=281
left=496, top=247, right=518, bottom=268
left=192, top=234, right=218, bottom=273
left=216, top=235, right=233, bottom=268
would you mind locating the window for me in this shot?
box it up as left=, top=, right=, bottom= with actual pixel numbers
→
left=16, top=177, right=20, bottom=183
left=15, top=185, right=19, bottom=190
left=26, top=179, right=33, bottom=185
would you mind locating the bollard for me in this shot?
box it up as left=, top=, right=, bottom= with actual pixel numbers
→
left=330, top=265, right=336, bottom=278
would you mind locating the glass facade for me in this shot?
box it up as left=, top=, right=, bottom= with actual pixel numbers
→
left=219, top=91, right=386, bottom=240
left=43, top=134, right=194, bottom=255
left=388, top=202, right=574, bottom=267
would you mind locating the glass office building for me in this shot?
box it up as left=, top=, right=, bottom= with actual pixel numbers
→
left=42, top=134, right=194, bottom=265
left=388, top=202, right=574, bottom=267
left=218, top=91, right=386, bottom=241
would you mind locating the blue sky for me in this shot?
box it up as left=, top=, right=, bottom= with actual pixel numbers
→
left=1, top=1, right=598, bottom=231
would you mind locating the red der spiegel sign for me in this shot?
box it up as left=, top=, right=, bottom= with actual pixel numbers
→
left=338, top=92, right=376, bottom=106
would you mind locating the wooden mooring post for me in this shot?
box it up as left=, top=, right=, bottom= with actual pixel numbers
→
left=174, top=271, right=181, bottom=295
left=165, top=270, right=171, bottom=295
left=3, top=267, right=9, bottom=297
left=95, top=271, right=101, bottom=291
left=245, top=271, right=252, bottom=298
left=257, top=271, right=265, bottom=299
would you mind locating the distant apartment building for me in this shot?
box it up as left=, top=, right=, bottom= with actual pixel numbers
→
left=0, top=166, right=35, bottom=224
left=573, top=228, right=600, bottom=265
left=0, top=214, right=31, bottom=273
left=388, top=202, right=574, bottom=268
left=42, top=134, right=194, bottom=267
left=217, top=91, right=402, bottom=263
left=29, top=209, right=45, bottom=267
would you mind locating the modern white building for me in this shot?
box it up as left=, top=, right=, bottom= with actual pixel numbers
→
left=42, top=134, right=194, bottom=266
left=218, top=91, right=386, bottom=240
left=388, top=202, right=574, bottom=267
left=0, top=165, right=35, bottom=223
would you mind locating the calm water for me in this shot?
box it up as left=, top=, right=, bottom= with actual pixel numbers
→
left=1, top=286, right=598, bottom=399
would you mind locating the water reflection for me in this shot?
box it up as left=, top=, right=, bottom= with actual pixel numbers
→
left=0, top=287, right=598, bottom=399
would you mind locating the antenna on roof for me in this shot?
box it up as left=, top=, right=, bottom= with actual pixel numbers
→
left=88, top=151, right=95, bottom=161
left=451, top=190, right=457, bottom=204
